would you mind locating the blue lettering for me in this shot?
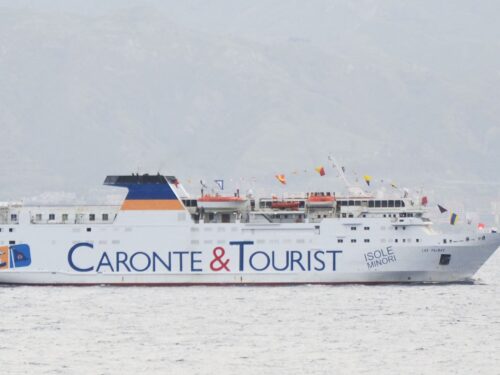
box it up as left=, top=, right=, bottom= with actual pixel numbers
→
left=130, top=252, right=151, bottom=272
left=326, top=250, right=342, bottom=271
left=68, top=243, right=94, bottom=272
left=313, top=250, right=325, bottom=271
left=152, top=252, right=171, bottom=272
left=249, top=251, right=270, bottom=271
left=229, top=241, right=254, bottom=271
left=96, top=252, right=114, bottom=272
left=173, top=251, right=189, bottom=272
left=271, top=251, right=289, bottom=271
left=116, top=252, right=131, bottom=272
left=290, top=251, right=305, bottom=271
left=191, top=251, right=202, bottom=272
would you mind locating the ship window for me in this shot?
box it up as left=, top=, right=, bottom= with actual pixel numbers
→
left=62, top=214, right=69, bottom=221
left=48, top=214, right=55, bottom=220
left=86, top=228, right=91, bottom=232
left=102, top=214, right=109, bottom=221
left=402, top=226, right=406, bottom=230
left=351, top=227, right=357, bottom=231
left=443, top=239, right=447, bottom=244
left=382, top=201, right=388, bottom=208
left=89, top=214, right=95, bottom=221
left=349, top=200, right=354, bottom=206
left=351, top=239, right=356, bottom=243
left=388, top=200, right=395, bottom=207
left=394, top=239, right=398, bottom=243
left=439, top=254, right=451, bottom=265
left=10, top=214, right=17, bottom=221
left=375, top=201, right=381, bottom=208
left=338, top=239, right=343, bottom=243
left=364, top=226, right=370, bottom=230
left=364, top=239, right=370, bottom=243
left=342, top=213, right=346, bottom=218
left=395, top=200, right=401, bottom=207
left=36, top=214, right=42, bottom=221
left=9, top=240, right=15, bottom=244
left=368, top=201, right=375, bottom=208
left=355, top=201, right=361, bottom=206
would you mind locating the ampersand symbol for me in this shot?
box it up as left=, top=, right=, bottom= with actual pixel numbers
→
left=210, top=247, right=230, bottom=272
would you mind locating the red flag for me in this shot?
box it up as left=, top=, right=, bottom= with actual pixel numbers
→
left=478, top=223, right=485, bottom=230
left=421, top=196, right=428, bottom=206
left=315, top=166, right=326, bottom=176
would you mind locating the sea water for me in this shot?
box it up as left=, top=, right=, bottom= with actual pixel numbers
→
left=0, top=251, right=499, bottom=375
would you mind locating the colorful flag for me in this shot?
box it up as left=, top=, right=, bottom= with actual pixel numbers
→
left=450, top=213, right=458, bottom=225
left=275, top=174, right=286, bottom=185
left=478, top=223, right=485, bottom=230
left=315, top=166, right=326, bottom=176
left=390, top=182, right=398, bottom=189
left=363, top=175, right=372, bottom=186
left=438, top=204, right=448, bottom=214
left=421, top=196, right=428, bottom=206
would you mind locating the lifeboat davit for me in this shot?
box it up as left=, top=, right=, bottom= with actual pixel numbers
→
left=271, top=201, right=300, bottom=210
left=197, top=195, right=247, bottom=210
left=307, top=195, right=335, bottom=207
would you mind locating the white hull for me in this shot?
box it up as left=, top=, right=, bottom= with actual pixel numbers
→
left=1, top=218, right=498, bottom=285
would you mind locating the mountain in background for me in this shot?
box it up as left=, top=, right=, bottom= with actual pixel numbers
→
left=0, top=1, right=498, bottom=222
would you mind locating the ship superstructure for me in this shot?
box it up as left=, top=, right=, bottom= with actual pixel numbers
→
left=0, top=174, right=498, bottom=285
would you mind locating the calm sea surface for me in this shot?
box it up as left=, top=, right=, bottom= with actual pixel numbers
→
left=1, top=252, right=499, bottom=375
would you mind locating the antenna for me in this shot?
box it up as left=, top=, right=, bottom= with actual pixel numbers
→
left=329, top=155, right=370, bottom=197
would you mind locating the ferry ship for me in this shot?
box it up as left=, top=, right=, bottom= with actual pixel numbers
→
left=0, top=173, right=498, bottom=285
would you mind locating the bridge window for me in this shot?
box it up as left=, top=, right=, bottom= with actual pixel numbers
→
left=10, top=214, right=18, bottom=221
left=355, top=201, right=361, bottom=206
left=102, top=214, right=109, bottom=221
left=89, top=214, right=95, bottom=221
left=348, top=200, right=354, bottom=206
left=388, top=200, right=395, bottom=207
left=368, top=201, right=375, bottom=208
left=382, top=201, right=388, bottom=208
left=49, top=214, right=55, bottom=220
left=375, top=201, right=381, bottom=208
left=395, top=201, right=401, bottom=207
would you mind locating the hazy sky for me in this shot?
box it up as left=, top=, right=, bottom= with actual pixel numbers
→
left=0, top=1, right=498, bottom=220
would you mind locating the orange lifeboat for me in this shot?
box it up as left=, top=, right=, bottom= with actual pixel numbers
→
left=307, top=195, right=335, bottom=207
left=271, top=201, right=300, bottom=210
